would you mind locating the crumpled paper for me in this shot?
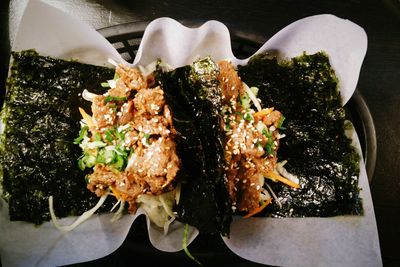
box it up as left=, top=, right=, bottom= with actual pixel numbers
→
left=0, top=0, right=380, bottom=266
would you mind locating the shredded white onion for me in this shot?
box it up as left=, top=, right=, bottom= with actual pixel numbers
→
left=278, top=133, right=286, bottom=139
left=277, top=160, right=300, bottom=185
left=49, top=194, right=108, bottom=232
left=137, top=193, right=174, bottom=229
left=260, top=188, right=271, bottom=201
left=265, top=182, right=282, bottom=208
left=174, top=183, right=181, bottom=205
left=243, top=82, right=262, bottom=112
left=107, top=79, right=117, bottom=89
left=111, top=199, right=125, bottom=222
left=82, top=89, right=98, bottom=102
left=110, top=198, right=121, bottom=212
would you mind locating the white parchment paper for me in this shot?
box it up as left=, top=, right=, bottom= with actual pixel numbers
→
left=0, top=0, right=380, bottom=266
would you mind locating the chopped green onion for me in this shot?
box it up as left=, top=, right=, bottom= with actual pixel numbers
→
left=74, top=126, right=89, bottom=144
left=262, top=128, right=275, bottom=155
left=142, top=133, right=151, bottom=146
left=224, top=122, right=231, bottom=131
left=265, top=139, right=275, bottom=155
left=89, top=141, right=107, bottom=148
left=182, top=224, right=203, bottom=266
left=116, top=130, right=126, bottom=141
left=95, top=149, right=109, bottom=164
left=239, top=93, right=251, bottom=109
left=105, top=128, right=115, bottom=143
left=243, top=112, right=254, bottom=122
left=114, top=155, right=125, bottom=170
left=94, top=132, right=102, bottom=142
left=250, top=86, right=259, bottom=96
left=277, top=115, right=286, bottom=130
left=78, top=157, right=86, bottom=171
left=78, top=154, right=97, bottom=170
left=104, top=96, right=127, bottom=103
left=101, top=82, right=110, bottom=88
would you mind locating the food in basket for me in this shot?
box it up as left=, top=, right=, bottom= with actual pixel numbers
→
left=0, top=50, right=361, bottom=237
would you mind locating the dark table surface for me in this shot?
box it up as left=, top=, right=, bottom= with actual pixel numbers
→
left=1, top=0, right=399, bottom=266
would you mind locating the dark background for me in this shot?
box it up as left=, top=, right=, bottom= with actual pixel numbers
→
left=1, top=0, right=399, bottom=266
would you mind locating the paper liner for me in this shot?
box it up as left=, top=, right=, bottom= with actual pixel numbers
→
left=0, top=0, right=380, bottom=266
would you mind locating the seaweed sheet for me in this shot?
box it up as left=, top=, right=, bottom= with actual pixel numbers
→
left=0, top=50, right=115, bottom=224
left=238, top=52, right=362, bottom=217
left=157, top=58, right=232, bottom=236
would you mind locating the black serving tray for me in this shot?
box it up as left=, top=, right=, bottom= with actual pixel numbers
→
left=63, top=21, right=377, bottom=267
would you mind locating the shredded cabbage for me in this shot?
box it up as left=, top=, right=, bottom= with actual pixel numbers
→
left=49, top=194, right=108, bottom=232
left=136, top=185, right=181, bottom=234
